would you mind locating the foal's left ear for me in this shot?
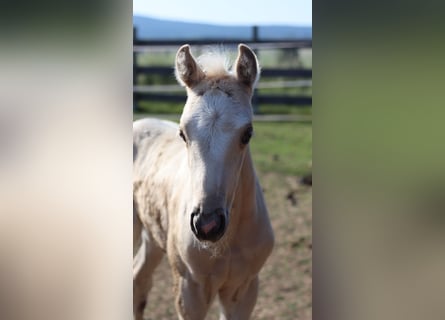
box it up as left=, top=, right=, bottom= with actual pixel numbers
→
left=234, top=44, right=260, bottom=89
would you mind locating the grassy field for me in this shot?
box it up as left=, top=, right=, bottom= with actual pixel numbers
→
left=134, top=116, right=312, bottom=320
left=251, top=122, right=312, bottom=176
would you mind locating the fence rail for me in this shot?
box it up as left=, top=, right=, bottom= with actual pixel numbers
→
left=134, top=39, right=312, bottom=49
left=134, top=80, right=312, bottom=93
left=134, top=66, right=312, bottom=78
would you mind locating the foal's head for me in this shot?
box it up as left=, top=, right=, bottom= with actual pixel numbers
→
left=175, top=44, right=259, bottom=243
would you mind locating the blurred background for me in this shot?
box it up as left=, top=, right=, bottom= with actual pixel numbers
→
left=133, top=1, right=312, bottom=319
left=2, top=1, right=445, bottom=320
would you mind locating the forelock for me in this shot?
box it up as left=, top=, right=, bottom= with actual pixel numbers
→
left=197, top=46, right=232, bottom=78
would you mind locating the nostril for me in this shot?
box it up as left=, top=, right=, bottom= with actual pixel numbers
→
left=190, top=207, right=228, bottom=242
left=201, top=219, right=218, bottom=234
left=214, top=209, right=226, bottom=227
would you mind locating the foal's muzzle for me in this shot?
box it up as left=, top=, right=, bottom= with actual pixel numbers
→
left=190, top=208, right=227, bottom=242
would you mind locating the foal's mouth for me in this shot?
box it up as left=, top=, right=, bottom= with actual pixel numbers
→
left=190, top=208, right=227, bottom=242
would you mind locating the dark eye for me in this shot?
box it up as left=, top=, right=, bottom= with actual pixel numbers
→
left=179, top=129, right=187, bottom=143
left=241, top=126, right=253, bottom=145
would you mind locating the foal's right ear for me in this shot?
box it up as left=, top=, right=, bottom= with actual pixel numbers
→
left=175, top=45, right=205, bottom=88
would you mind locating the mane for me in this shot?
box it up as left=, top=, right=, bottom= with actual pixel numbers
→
left=196, top=46, right=232, bottom=78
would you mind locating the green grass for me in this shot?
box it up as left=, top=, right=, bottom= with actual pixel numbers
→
left=136, top=101, right=185, bottom=114
left=257, top=87, right=312, bottom=95
left=250, top=122, right=312, bottom=176
left=137, top=52, right=176, bottom=66
left=255, top=105, right=312, bottom=115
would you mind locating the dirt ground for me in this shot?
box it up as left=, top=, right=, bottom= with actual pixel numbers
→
left=143, top=172, right=312, bottom=320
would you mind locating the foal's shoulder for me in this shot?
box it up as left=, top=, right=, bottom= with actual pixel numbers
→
left=134, top=118, right=178, bottom=133
left=133, top=118, right=180, bottom=163
left=133, top=118, right=178, bottom=141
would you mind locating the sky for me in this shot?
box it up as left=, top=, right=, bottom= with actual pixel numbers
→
left=133, top=0, right=312, bottom=26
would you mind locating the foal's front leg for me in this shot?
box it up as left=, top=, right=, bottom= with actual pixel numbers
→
left=173, top=272, right=214, bottom=320
left=218, top=276, right=259, bottom=320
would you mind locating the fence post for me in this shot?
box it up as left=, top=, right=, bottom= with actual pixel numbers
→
left=252, top=25, right=260, bottom=114
left=133, top=27, right=139, bottom=112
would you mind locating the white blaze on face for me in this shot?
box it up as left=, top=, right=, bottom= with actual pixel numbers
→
left=180, top=89, right=252, bottom=214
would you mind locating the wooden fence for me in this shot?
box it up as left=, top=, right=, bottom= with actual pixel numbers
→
left=133, top=27, right=312, bottom=113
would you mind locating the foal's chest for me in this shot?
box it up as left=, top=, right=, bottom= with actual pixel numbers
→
left=186, top=240, right=270, bottom=287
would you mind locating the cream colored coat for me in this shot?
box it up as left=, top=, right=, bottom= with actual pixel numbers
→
left=133, top=44, right=274, bottom=320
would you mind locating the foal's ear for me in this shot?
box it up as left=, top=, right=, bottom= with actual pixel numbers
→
left=234, top=44, right=260, bottom=89
left=175, top=44, right=205, bottom=87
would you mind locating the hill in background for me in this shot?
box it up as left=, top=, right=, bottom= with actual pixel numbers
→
left=133, top=15, right=312, bottom=40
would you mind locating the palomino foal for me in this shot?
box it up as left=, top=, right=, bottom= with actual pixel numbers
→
left=133, top=44, right=274, bottom=320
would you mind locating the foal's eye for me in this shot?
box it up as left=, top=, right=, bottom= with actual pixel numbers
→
left=179, top=130, right=187, bottom=143
left=241, top=126, right=253, bottom=145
